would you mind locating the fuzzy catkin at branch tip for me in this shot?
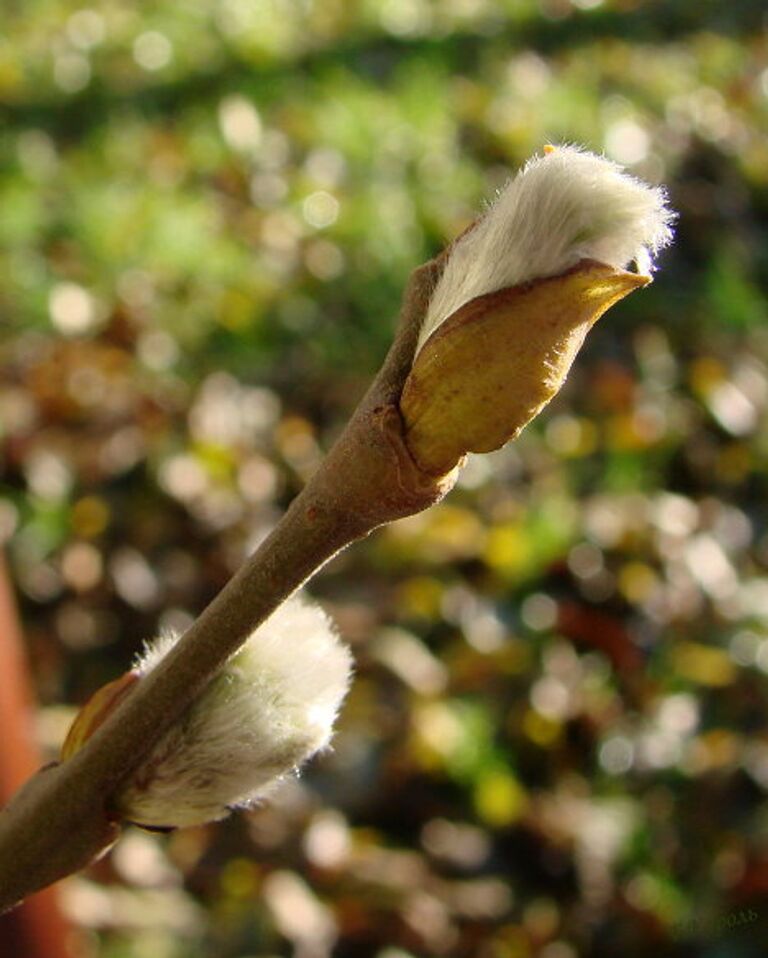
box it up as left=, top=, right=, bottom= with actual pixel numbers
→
left=417, top=144, right=675, bottom=351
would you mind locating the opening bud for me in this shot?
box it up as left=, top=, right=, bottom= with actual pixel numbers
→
left=401, top=145, right=675, bottom=476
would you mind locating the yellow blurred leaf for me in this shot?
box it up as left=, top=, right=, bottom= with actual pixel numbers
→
left=396, top=575, right=444, bottom=620
left=484, top=523, right=529, bottom=576
left=671, top=641, right=736, bottom=687
left=474, top=767, right=528, bottom=828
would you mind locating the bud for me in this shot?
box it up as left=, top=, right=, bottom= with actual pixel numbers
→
left=62, top=595, right=352, bottom=829
left=61, top=671, right=139, bottom=760
left=401, top=145, right=675, bottom=475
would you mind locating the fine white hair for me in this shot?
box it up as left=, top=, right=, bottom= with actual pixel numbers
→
left=120, top=594, right=352, bottom=828
left=417, top=145, right=675, bottom=352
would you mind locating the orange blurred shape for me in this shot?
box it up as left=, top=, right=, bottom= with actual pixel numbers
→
left=0, top=552, right=82, bottom=957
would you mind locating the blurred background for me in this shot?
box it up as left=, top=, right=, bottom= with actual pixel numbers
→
left=1, top=1, right=768, bottom=956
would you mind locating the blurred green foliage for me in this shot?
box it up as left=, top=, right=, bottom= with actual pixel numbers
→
left=2, top=1, right=768, bottom=956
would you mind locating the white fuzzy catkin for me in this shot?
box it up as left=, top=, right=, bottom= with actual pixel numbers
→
left=119, top=595, right=352, bottom=828
left=416, top=145, right=675, bottom=352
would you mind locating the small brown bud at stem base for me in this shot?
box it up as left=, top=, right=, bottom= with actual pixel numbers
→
left=61, top=673, right=139, bottom=762
left=400, top=260, right=649, bottom=477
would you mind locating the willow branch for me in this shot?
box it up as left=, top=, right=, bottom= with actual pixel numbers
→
left=0, top=255, right=452, bottom=913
